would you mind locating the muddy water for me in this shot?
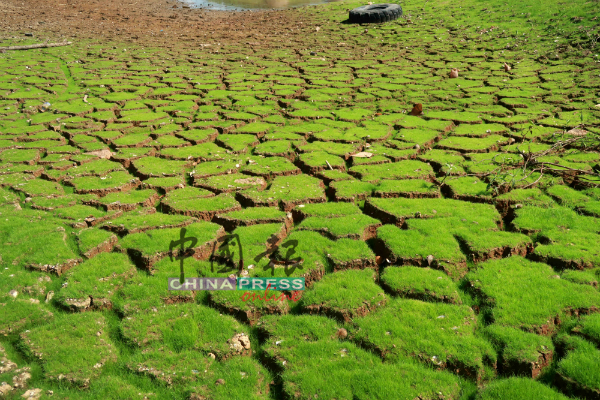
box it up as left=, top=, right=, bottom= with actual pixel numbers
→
left=180, top=0, right=342, bottom=11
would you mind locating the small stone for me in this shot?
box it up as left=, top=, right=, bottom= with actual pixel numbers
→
left=426, top=255, right=434, bottom=266
left=229, top=333, right=251, bottom=352
left=215, top=378, right=225, bottom=386
left=47, top=390, right=53, bottom=396
left=0, top=383, right=13, bottom=396
left=13, top=372, right=31, bottom=389
left=21, top=388, right=42, bottom=399
left=45, top=291, right=54, bottom=303
left=8, top=290, right=18, bottom=298
left=24, top=197, right=32, bottom=203
left=208, top=353, right=216, bottom=360
left=310, top=51, right=317, bottom=56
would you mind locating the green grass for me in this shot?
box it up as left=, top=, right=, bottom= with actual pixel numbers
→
left=572, top=314, right=600, bottom=346
left=476, top=377, right=570, bottom=400
left=101, top=208, right=196, bottom=233
left=121, top=302, right=248, bottom=357
left=258, top=315, right=461, bottom=400
left=483, top=325, right=554, bottom=376
left=77, top=227, right=117, bottom=256
left=55, top=253, right=136, bottom=310
left=351, top=298, right=496, bottom=379
left=293, top=201, right=362, bottom=218
left=380, top=266, right=462, bottom=304
left=297, top=214, right=380, bottom=239
left=19, top=312, right=117, bottom=387
left=118, top=221, right=223, bottom=259
left=467, top=257, right=600, bottom=332
left=1, top=0, right=600, bottom=395
left=300, top=268, right=384, bottom=314
left=556, top=335, right=600, bottom=391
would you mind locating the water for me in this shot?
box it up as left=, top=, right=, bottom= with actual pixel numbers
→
left=179, top=0, right=342, bottom=11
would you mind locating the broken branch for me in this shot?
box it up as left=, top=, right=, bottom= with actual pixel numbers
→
left=0, top=42, right=73, bottom=51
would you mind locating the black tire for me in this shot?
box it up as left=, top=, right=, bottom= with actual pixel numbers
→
left=349, top=4, right=403, bottom=24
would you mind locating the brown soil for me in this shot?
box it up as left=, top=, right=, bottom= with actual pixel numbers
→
left=373, top=190, right=441, bottom=199
left=26, top=257, right=82, bottom=276
left=500, top=349, right=553, bottom=379
left=363, top=198, right=404, bottom=226
left=328, top=256, right=378, bottom=272
left=207, top=292, right=290, bottom=326
left=379, top=281, right=461, bottom=305
left=111, top=149, right=156, bottom=169
left=467, top=243, right=534, bottom=264
left=213, top=212, right=293, bottom=232
left=160, top=201, right=242, bottom=221
left=68, top=179, right=141, bottom=196
left=303, top=295, right=387, bottom=323
left=82, top=233, right=118, bottom=258
left=102, top=216, right=197, bottom=235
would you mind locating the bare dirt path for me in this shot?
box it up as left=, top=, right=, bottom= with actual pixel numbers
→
left=0, top=0, right=313, bottom=45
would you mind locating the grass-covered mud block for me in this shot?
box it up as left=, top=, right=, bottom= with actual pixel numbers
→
left=83, top=188, right=160, bottom=211
left=238, top=174, right=326, bottom=211
left=55, top=253, right=137, bottom=311
left=365, top=197, right=501, bottom=227
left=554, top=335, right=600, bottom=399
left=483, top=325, right=553, bottom=379
left=351, top=298, right=496, bottom=381
left=300, top=269, right=386, bottom=323
left=377, top=224, right=467, bottom=280
left=77, top=227, right=118, bottom=258
left=19, top=312, right=117, bottom=387
left=101, top=208, right=197, bottom=234
left=66, top=171, right=141, bottom=195
left=467, top=257, right=600, bottom=335
left=208, top=289, right=290, bottom=326
left=118, top=221, right=225, bottom=269
left=214, top=207, right=291, bottom=231
left=476, top=377, right=570, bottom=400
left=257, top=315, right=461, bottom=400
left=0, top=296, right=54, bottom=335
left=297, top=214, right=381, bottom=240
left=121, top=302, right=251, bottom=360
left=380, top=266, right=462, bottom=304
left=1, top=210, right=83, bottom=276
left=161, top=188, right=241, bottom=220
